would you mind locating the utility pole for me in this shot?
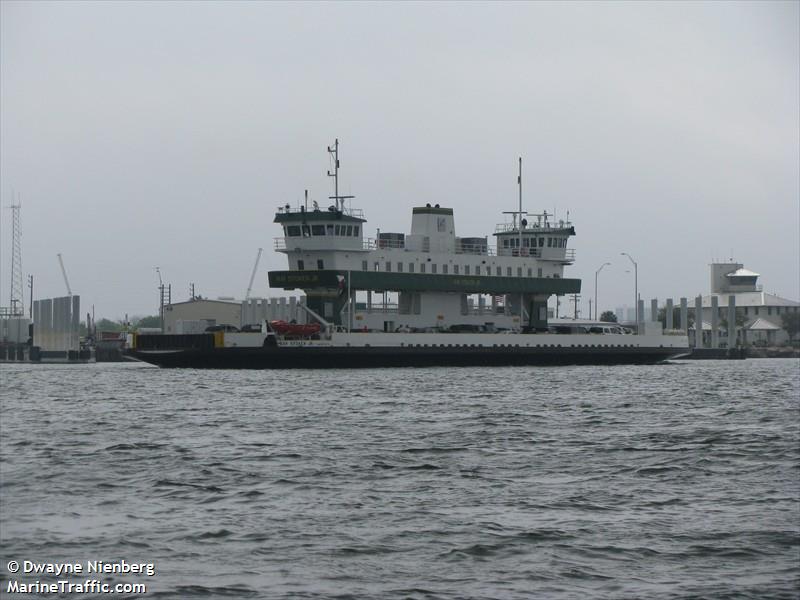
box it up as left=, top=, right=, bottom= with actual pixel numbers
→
left=156, top=267, right=164, bottom=332
left=28, top=275, right=33, bottom=319
left=518, top=157, right=525, bottom=325
left=158, top=284, right=171, bottom=332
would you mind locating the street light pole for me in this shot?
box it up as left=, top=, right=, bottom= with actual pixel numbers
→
left=621, top=253, right=638, bottom=329
left=594, top=262, right=611, bottom=320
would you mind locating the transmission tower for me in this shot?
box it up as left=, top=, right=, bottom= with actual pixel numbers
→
left=9, top=202, right=23, bottom=316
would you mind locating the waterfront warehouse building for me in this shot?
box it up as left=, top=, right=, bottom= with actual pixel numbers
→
left=163, top=298, right=242, bottom=334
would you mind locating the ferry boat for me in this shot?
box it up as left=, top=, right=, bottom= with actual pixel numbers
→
left=129, top=141, right=689, bottom=368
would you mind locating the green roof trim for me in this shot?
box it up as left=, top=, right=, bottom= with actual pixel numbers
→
left=274, top=210, right=365, bottom=224
left=269, top=269, right=581, bottom=295
left=412, top=206, right=454, bottom=216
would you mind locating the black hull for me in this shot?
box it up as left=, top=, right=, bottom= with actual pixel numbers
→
left=129, top=345, right=687, bottom=369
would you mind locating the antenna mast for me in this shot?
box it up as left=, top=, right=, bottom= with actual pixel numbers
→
left=8, top=200, right=23, bottom=315
left=501, top=158, right=528, bottom=256
left=327, top=138, right=354, bottom=211
left=518, top=157, right=523, bottom=252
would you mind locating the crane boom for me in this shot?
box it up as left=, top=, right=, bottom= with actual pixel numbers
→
left=245, top=248, right=263, bottom=300
left=57, top=253, right=72, bottom=296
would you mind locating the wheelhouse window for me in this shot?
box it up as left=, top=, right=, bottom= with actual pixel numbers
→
left=353, top=226, right=359, bottom=236
left=286, top=226, right=301, bottom=237
left=431, top=264, right=437, bottom=274
left=346, top=226, right=353, bottom=236
left=326, top=224, right=334, bottom=236
left=312, top=225, right=325, bottom=236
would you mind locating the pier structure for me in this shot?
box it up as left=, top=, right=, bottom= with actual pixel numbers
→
left=612, top=262, right=798, bottom=351
left=632, top=286, right=800, bottom=358
left=29, top=296, right=87, bottom=362
left=680, top=298, right=688, bottom=336
left=665, top=298, right=674, bottom=330
left=711, top=296, right=719, bottom=349
left=638, top=299, right=645, bottom=332
left=695, top=263, right=798, bottom=348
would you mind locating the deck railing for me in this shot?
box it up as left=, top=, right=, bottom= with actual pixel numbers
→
left=276, top=205, right=365, bottom=219
left=495, top=219, right=572, bottom=233
left=275, top=238, right=575, bottom=263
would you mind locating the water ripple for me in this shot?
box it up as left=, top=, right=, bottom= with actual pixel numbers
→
left=1, top=359, right=798, bottom=599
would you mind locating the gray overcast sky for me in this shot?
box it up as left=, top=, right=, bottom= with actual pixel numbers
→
left=1, top=1, right=798, bottom=319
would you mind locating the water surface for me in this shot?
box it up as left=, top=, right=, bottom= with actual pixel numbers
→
left=1, top=359, right=798, bottom=599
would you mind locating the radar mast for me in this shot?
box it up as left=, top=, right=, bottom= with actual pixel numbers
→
left=327, top=138, right=355, bottom=211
